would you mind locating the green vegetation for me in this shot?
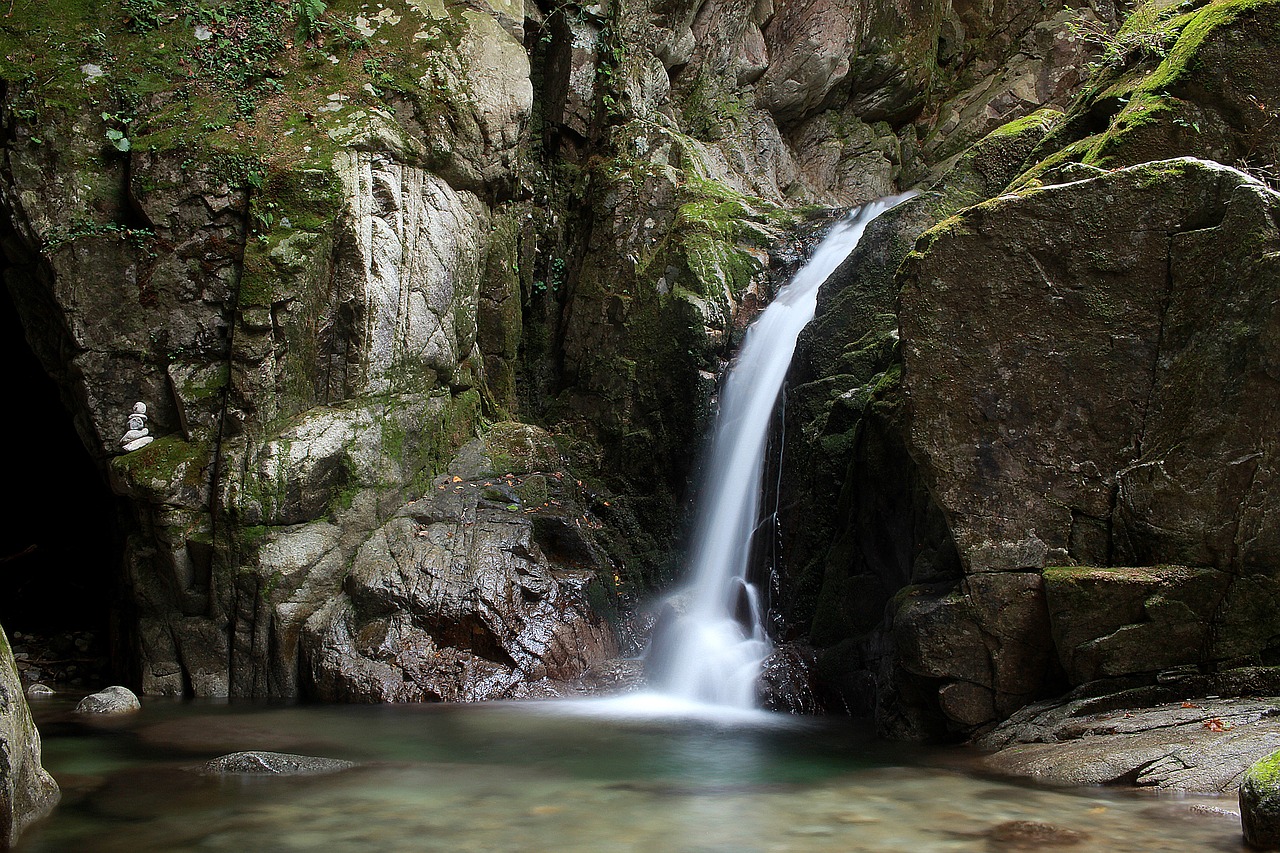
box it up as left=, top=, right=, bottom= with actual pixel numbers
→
left=112, top=435, right=212, bottom=489
left=1247, top=751, right=1280, bottom=786
left=0, top=0, right=467, bottom=174
left=1064, top=3, right=1178, bottom=70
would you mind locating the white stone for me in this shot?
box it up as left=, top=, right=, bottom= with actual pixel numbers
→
left=119, top=401, right=153, bottom=452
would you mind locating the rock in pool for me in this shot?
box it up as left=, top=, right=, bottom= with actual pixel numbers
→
left=24, top=683, right=55, bottom=698
left=986, top=820, right=1087, bottom=849
left=74, top=686, right=141, bottom=714
left=201, top=751, right=356, bottom=776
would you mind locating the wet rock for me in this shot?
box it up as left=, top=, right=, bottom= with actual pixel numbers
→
left=759, top=643, right=821, bottom=714
left=2, top=626, right=59, bottom=848
left=75, top=686, right=142, bottom=715
left=1241, top=750, right=1280, bottom=849
left=201, top=751, right=356, bottom=776
left=986, top=820, right=1086, bottom=849
left=24, top=684, right=54, bottom=698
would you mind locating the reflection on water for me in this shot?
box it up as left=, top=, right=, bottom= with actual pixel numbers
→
left=17, top=699, right=1246, bottom=852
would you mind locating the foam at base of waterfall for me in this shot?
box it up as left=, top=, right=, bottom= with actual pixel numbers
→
left=536, top=692, right=794, bottom=727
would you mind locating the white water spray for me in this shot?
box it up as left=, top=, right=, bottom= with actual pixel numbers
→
left=650, top=193, right=917, bottom=711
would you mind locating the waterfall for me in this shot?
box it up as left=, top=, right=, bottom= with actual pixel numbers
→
left=650, top=193, right=917, bottom=710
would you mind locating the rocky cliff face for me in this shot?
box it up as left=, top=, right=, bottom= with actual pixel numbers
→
left=779, top=0, right=1280, bottom=738
left=2, top=0, right=1273, bottom=739
left=0, top=0, right=1100, bottom=703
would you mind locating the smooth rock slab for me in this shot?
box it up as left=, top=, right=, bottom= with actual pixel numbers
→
left=982, top=695, right=1280, bottom=792
left=201, top=751, right=356, bottom=776
left=1241, top=750, right=1280, bottom=849
left=74, top=686, right=141, bottom=715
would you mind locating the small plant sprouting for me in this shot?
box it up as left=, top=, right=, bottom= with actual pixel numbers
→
left=1064, top=6, right=1175, bottom=71
left=102, top=111, right=133, bottom=152
left=292, top=0, right=328, bottom=43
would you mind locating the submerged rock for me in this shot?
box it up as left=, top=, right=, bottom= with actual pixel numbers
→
left=986, top=820, right=1086, bottom=849
left=1241, top=750, right=1280, bottom=849
left=201, top=751, right=356, bottom=776
left=75, top=686, right=141, bottom=715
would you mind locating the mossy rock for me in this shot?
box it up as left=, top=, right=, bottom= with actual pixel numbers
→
left=1015, top=0, right=1280, bottom=182
left=1241, top=750, right=1280, bottom=848
left=482, top=422, right=562, bottom=476
left=110, top=434, right=212, bottom=507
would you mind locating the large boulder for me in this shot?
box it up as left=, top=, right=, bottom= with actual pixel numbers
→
left=74, top=686, right=142, bottom=715
left=890, top=158, right=1280, bottom=730
left=1, top=628, right=59, bottom=849
left=303, top=424, right=619, bottom=702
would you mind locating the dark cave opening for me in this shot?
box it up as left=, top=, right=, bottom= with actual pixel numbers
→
left=0, top=278, right=123, bottom=680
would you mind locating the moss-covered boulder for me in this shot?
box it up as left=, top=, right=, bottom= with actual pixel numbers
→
left=1017, top=0, right=1280, bottom=183
left=1241, top=750, right=1280, bottom=848
left=1, top=627, right=58, bottom=849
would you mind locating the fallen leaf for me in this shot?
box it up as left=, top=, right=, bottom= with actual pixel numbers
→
left=1203, top=718, right=1234, bottom=732
left=1182, top=701, right=1198, bottom=708
left=452, top=476, right=462, bottom=482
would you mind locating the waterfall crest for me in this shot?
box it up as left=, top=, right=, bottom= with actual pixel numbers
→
left=650, top=193, right=917, bottom=710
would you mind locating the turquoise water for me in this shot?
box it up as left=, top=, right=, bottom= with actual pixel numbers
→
left=17, top=699, right=1246, bottom=852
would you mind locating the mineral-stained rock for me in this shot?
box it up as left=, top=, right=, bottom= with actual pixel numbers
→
left=75, top=686, right=142, bottom=715
left=1241, top=750, right=1280, bottom=849
left=200, top=751, right=355, bottom=776
left=985, top=820, right=1087, bottom=849
left=1, top=627, right=59, bottom=849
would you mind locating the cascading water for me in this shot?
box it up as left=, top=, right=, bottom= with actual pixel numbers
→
left=649, top=193, right=917, bottom=711
left=549, top=194, right=914, bottom=722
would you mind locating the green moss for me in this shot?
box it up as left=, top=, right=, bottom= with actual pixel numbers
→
left=112, top=435, right=211, bottom=487
left=1247, top=751, right=1280, bottom=787
left=679, top=65, right=749, bottom=142
left=1140, top=0, right=1274, bottom=92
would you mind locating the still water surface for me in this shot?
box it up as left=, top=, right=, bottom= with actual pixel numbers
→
left=17, top=698, right=1245, bottom=852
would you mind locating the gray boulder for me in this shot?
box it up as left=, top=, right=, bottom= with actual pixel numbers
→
left=74, top=686, right=141, bottom=715
left=201, top=751, right=355, bottom=776
left=1242, top=750, right=1280, bottom=849
left=1, top=628, right=59, bottom=848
